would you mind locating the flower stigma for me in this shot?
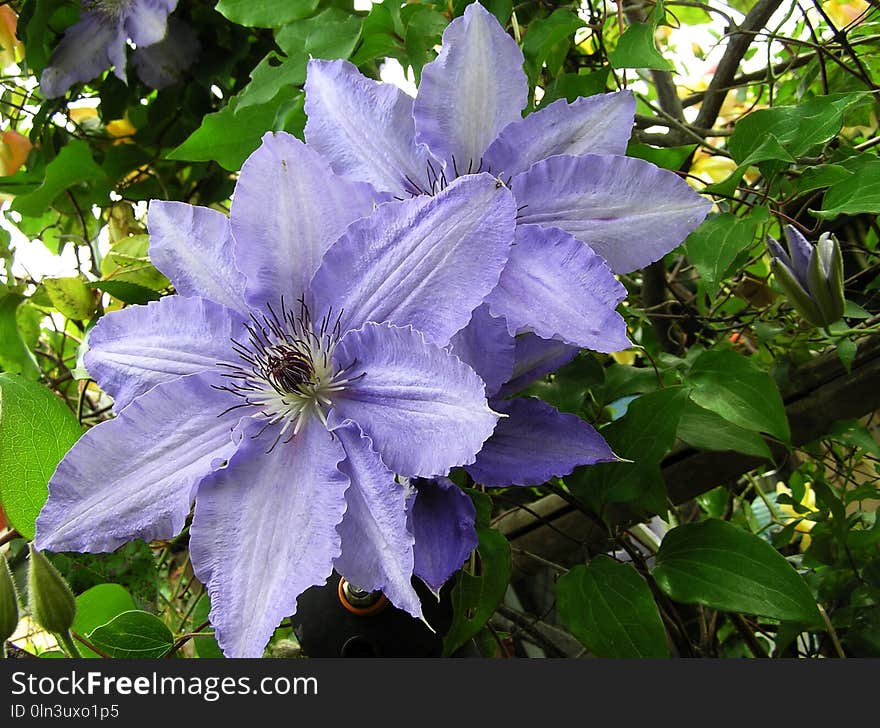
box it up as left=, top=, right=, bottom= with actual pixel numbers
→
left=216, top=298, right=362, bottom=450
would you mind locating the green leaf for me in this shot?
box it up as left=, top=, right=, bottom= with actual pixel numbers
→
left=215, top=0, right=319, bottom=28
left=727, top=93, right=871, bottom=165
left=687, top=349, right=790, bottom=443
left=86, top=280, right=162, bottom=305
left=557, top=557, right=669, bottom=657
left=167, top=90, right=301, bottom=171
left=0, top=373, right=83, bottom=539
left=275, top=7, right=363, bottom=60
left=403, top=7, right=448, bottom=80
left=685, top=213, right=759, bottom=297
left=50, top=541, right=158, bottom=606
left=235, top=51, right=307, bottom=111
left=522, top=9, right=585, bottom=83
left=609, top=22, right=672, bottom=70
left=73, top=584, right=137, bottom=658
left=652, top=519, right=822, bottom=625
left=88, top=610, right=174, bottom=658
left=626, top=142, right=696, bottom=172
left=568, top=386, right=690, bottom=511
left=43, top=276, right=97, bottom=320
left=0, top=292, right=40, bottom=379
left=442, top=490, right=510, bottom=655
left=541, top=68, right=610, bottom=105
left=812, top=157, right=880, bottom=220
left=827, top=419, right=880, bottom=457
left=101, top=235, right=169, bottom=291
left=191, top=593, right=223, bottom=658
left=12, top=139, right=107, bottom=218
left=350, top=2, right=400, bottom=66
left=677, top=398, right=772, bottom=459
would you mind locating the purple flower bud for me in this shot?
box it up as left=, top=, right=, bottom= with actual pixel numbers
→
left=769, top=225, right=845, bottom=328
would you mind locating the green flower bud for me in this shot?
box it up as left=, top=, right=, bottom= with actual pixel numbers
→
left=0, top=554, right=20, bottom=645
left=769, top=227, right=846, bottom=328
left=27, top=545, right=76, bottom=635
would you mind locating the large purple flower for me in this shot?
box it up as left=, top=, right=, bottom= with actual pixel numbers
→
left=303, top=2, right=711, bottom=351
left=34, top=132, right=518, bottom=657
left=39, top=0, right=184, bottom=98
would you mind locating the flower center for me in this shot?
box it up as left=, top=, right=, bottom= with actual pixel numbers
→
left=217, top=299, right=361, bottom=449
left=84, top=0, right=132, bottom=21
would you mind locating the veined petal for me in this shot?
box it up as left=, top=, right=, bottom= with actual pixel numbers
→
left=84, top=295, right=242, bottom=411
left=34, top=373, right=242, bottom=554
left=487, top=224, right=631, bottom=353
left=230, top=132, right=377, bottom=307
left=123, top=0, right=176, bottom=47
left=408, top=477, right=477, bottom=595
left=304, top=59, right=437, bottom=198
left=39, top=14, right=123, bottom=98
left=465, top=397, right=617, bottom=486
left=312, top=173, right=515, bottom=346
left=414, top=2, right=527, bottom=172
left=329, top=322, right=497, bottom=478
left=783, top=225, right=814, bottom=284
left=148, top=201, right=248, bottom=314
left=483, top=91, right=636, bottom=178
left=332, top=422, right=422, bottom=620
left=496, top=334, right=579, bottom=398
left=190, top=420, right=348, bottom=659
left=513, top=154, right=712, bottom=274
left=448, top=304, right=515, bottom=398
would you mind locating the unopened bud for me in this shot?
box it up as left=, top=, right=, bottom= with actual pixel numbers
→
left=27, top=545, right=75, bottom=634
left=0, top=554, right=19, bottom=644
left=768, top=226, right=845, bottom=328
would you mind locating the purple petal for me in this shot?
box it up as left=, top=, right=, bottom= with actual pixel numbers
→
left=84, top=296, right=241, bottom=411
left=311, top=173, right=516, bottom=346
left=483, top=91, right=636, bottom=178
left=408, top=477, right=477, bottom=595
left=230, top=132, right=377, bottom=307
left=132, top=17, right=199, bottom=90
left=513, top=154, right=713, bottom=274
left=487, top=224, right=631, bottom=352
left=147, top=201, right=247, bottom=314
left=414, top=2, right=527, bottom=172
left=465, top=397, right=617, bottom=486
left=783, top=225, right=814, bottom=284
left=34, top=373, right=242, bottom=554
left=448, top=304, right=515, bottom=398
left=304, top=59, right=437, bottom=198
left=329, top=322, right=497, bottom=478
left=39, top=14, right=123, bottom=98
left=497, top=334, right=580, bottom=398
left=332, top=422, right=422, bottom=620
left=190, top=420, right=348, bottom=658
left=123, top=0, right=176, bottom=47
left=766, top=235, right=792, bottom=269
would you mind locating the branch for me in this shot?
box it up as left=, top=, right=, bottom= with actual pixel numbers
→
left=694, top=0, right=785, bottom=131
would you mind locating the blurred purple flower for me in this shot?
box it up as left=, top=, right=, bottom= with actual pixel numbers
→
left=131, top=16, right=199, bottom=90
left=303, top=2, right=711, bottom=354
left=39, top=0, right=187, bottom=98
left=34, top=131, right=517, bottom=657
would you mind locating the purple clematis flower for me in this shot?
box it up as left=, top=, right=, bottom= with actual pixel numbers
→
left=34, top=131, right=518, bottom=657
left=406, top=309, right=617, bottom=593
left=39, top=0, right=182, bottom=98
left=303, top=2, right=711, bottom=353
